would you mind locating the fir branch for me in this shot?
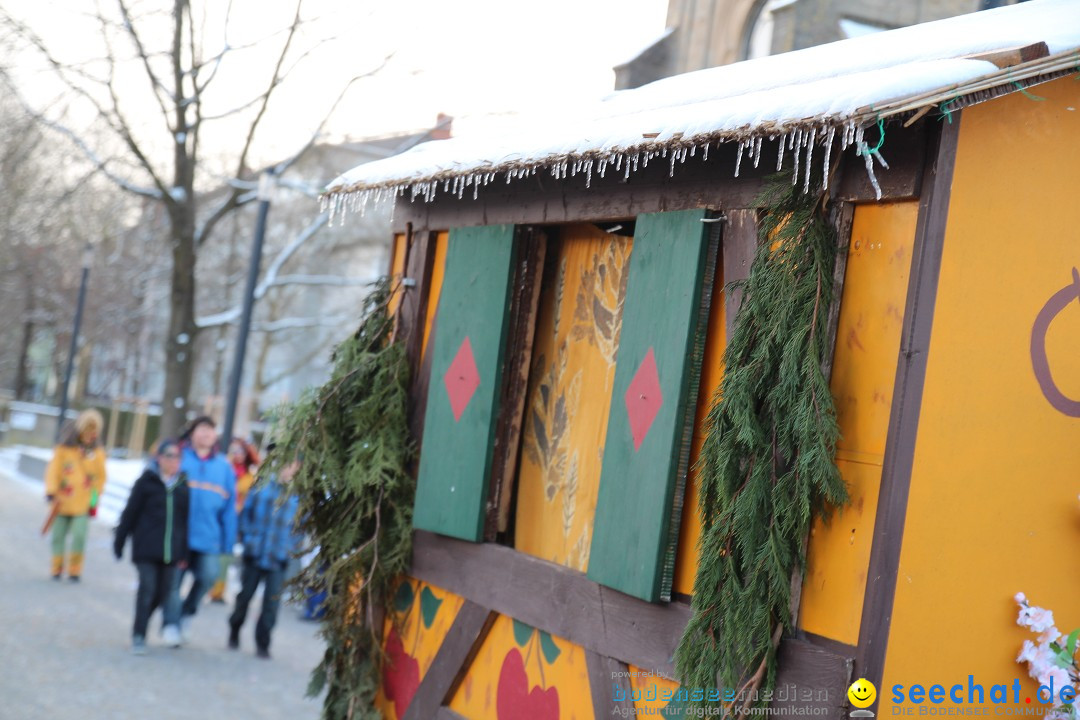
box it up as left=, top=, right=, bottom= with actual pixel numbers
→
left=264, top=277, right=415, bottom=720
left=674, top=176, right=848, bottom=709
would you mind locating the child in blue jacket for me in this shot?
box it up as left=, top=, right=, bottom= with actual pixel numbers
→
left=228, top=449, right=302, bottom=659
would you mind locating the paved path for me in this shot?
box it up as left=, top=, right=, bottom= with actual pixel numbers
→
left=0, top=467, right=327, bottom=720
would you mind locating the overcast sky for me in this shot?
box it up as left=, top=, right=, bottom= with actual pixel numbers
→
left=4, top=0, right=670, bottom=173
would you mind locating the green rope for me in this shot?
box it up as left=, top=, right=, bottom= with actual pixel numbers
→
left=868, top=116, right=886, bottom=154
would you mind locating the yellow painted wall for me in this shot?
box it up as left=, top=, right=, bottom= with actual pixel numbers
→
left=514, top=224, right=633, bottom=570
left=448, top=614, right=593, bottom=720
left=377, top=579, right=466, bottom=720
left=798, top=202, right=918, bottom=644
left=880, top=76, right=1080, bottom=712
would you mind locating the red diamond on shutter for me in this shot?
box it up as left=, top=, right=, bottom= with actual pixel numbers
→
left=624, top=347, right=663, bottom=452
left=444, top=337, right=480, bottom=422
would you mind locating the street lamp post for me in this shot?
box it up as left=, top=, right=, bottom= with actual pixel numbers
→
left=222, top=169, right=276, bottom=450
left=56, top=242, right=93, bottom=442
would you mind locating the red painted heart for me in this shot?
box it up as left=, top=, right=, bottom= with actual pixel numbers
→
left=382, top=626, right=420, bottom=717
left=496, top=648, right=560, bottom=720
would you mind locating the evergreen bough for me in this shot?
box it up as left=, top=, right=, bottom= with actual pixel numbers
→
left=674, top=178, right=849, bottom=710
left=265, top=278, right=415, bottom=720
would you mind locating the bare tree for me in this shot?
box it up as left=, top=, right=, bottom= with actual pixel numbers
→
left=0, top=0, right=387, bottom=435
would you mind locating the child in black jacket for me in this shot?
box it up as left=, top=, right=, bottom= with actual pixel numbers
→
left=114, top=439, right=190, bottom=654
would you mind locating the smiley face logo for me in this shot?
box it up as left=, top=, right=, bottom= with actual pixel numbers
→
left=848, top=678, right=877, bottom=709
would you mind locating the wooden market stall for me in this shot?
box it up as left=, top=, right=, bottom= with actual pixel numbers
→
left=322, top=2, right=1080, bottom=717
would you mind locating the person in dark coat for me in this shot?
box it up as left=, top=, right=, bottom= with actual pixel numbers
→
left=113, top=439, right=190, bottom=655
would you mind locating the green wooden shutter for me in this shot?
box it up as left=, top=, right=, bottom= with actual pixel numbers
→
left=587, top=209, right=718, bottom=602
left=413, top=224, right=518, bottom=541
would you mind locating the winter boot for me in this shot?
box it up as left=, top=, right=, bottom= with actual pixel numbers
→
left=67, top=552, right=84, bottom=580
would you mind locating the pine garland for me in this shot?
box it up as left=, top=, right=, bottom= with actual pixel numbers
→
left=265, top=278, right=415, bottom=720
left=674, top=178, right=848, bottom=709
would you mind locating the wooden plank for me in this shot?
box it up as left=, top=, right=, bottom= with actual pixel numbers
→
left=486, top=229, right=547, bottom=540
left=587, top=650, right=637, bottom=717
left=962, top=41, right=1049, bottom=69
left=411, top=529, right=691, bottom=678
left=855, top=114, right=961, bottom=689
left=588, top=209, right=719, bottom=602
left=413, top=225, right=518, bottom=541
left=722, top=208, right=757, bottom=340
left=403, top=600, right=496, bottom=720
left=835, top=119, right=927, bottom=203
left=772, top=638, right=854, bottom=719
left=400, top=230, right=437, bottom=382
left=391, top=127, right=928, bottom=234
left=409, top=530, right=855, bottom=696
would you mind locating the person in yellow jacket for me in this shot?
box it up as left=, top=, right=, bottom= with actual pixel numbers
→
left=45, top=409, right=107, bottom=581
left=208, top=438, right=259, bottom=603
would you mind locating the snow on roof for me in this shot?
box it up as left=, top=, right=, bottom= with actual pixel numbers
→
left=325, top=0, right=1080, bottom=215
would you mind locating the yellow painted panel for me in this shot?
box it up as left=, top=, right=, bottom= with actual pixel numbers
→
left=628, top=664, right=682, bottom=712
left=673, top=253, right=726, bottom=596
left=376, top=578, right=466, bottom=720
left=421, top=231, right=449, bottom=363
left=388, top=232, right=408, bottom=321
left=514, top=224, right=632, bottom=571
left=881, top=76, right=1080, bottom=712
left=798, top=201, right=917, bottom=644
left=799, top=458, right=883, bottom=644
left=447, top=614, right=593, bottom=720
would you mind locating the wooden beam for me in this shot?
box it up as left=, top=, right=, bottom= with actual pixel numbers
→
left=400, top=230, right=437, bottom=383
left=834, top=120, right=927, bottom=203
left=721, top=208, right=757, bottom=341
left=587, top=650, right=637, bottom=718
left=410, top=530, right=855, bottom=693
left=391, top=125, right=930, bottom=234
left=403, top=600, right=497, bottom=720
left=486, top=228, right=547, bottom=540
left=772, top=638, right=854, bottom=718
left=410, top=529, right=690, bottom=678
left=855, top=113, right=961, bottom=691
left=434, top=708, right=468, bottom=720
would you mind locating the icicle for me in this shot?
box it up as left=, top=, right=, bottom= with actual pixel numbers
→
left=586, top=159, right=594, bottom=188
left=703, top=142, right=710, bottom=161
left=822, top=126, right=836, bottom=191
left=734, top=140, right=745, bottom=177
left=615, top=154, right=623, bottom=171
left=669, top=151, right=677, bottom=177
left=803, top=127, right=817, bottom=193
left=689, top=145, right=696, bottom=158
left=599, top=159, right=607, bottom=178
left=777, top=132, right=786, bottom=171
left=751, top=136, right=761, bottom=168
left=792, top=133, right=801, bottom=185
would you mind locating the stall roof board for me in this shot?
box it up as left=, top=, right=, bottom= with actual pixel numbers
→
left=324, top=0, right=1080, bottom=215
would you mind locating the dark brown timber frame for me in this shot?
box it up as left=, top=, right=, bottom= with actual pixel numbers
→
left=854, top=113, right=961, bottom=694
left=387, top=117, right=950, bottom=719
